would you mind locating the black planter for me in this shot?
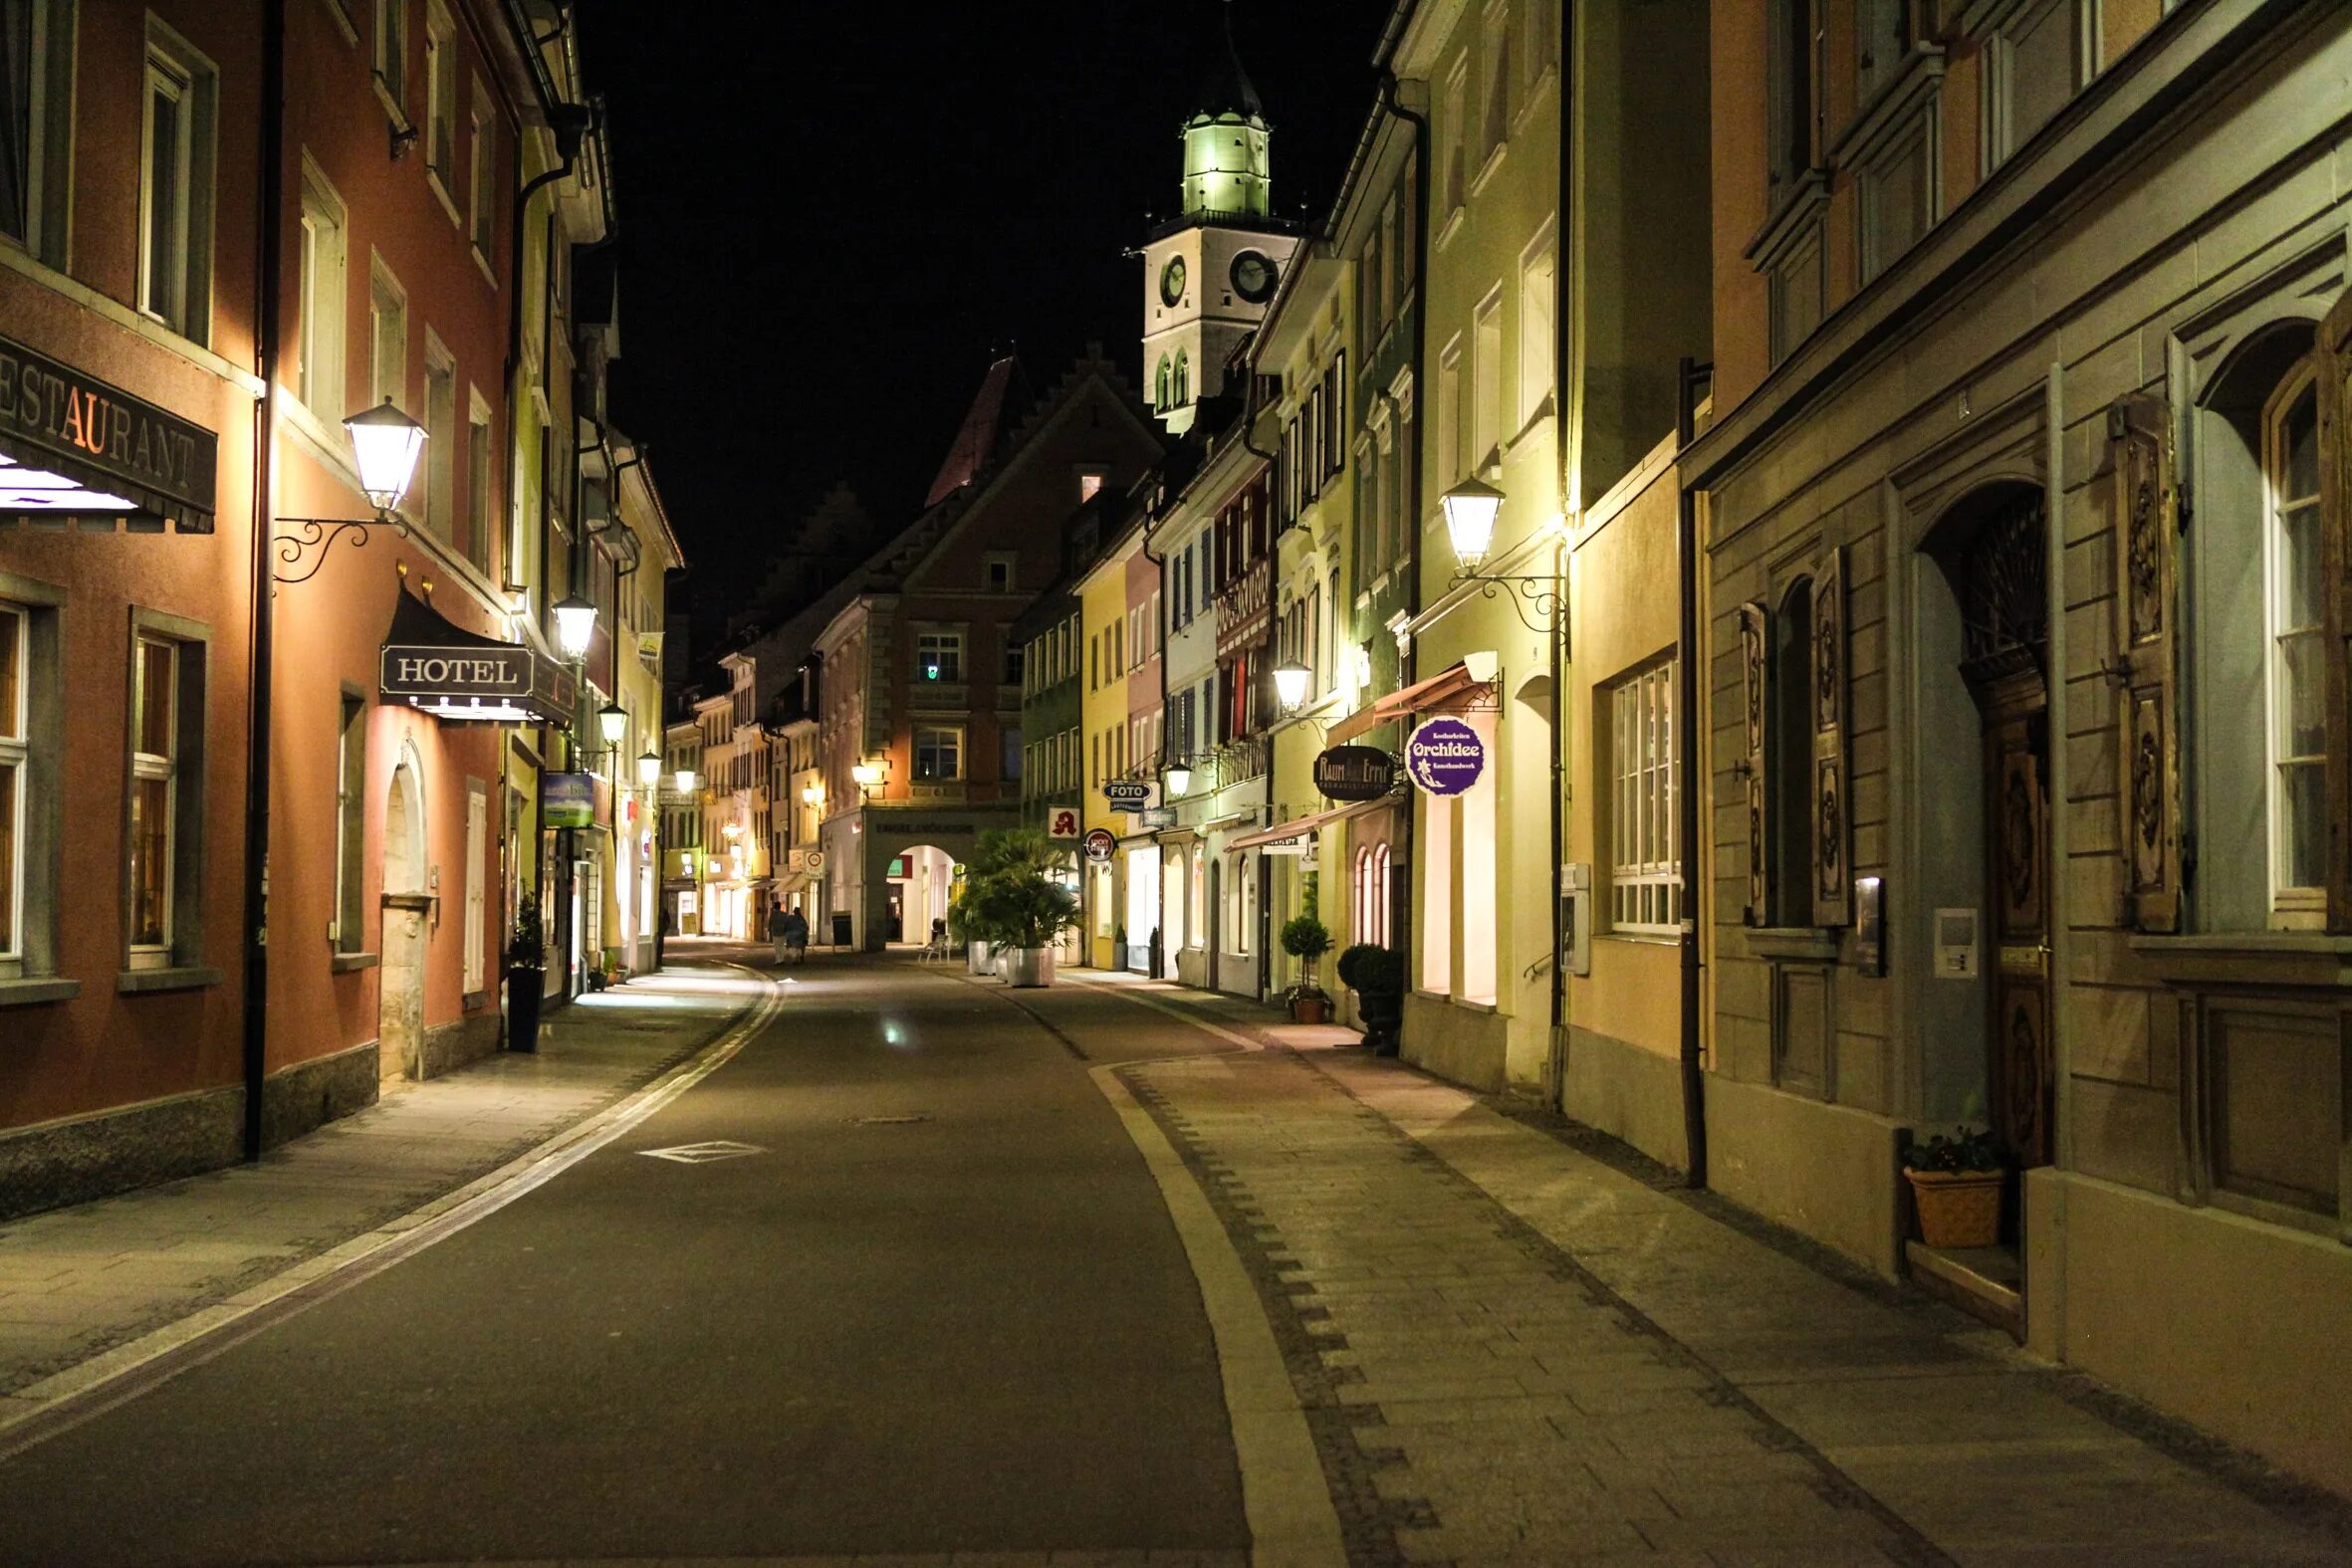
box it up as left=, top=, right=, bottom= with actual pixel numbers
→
left=507, top=968, right=545, bottom=1053
left=1357, top=991, right=1404, bottom=1056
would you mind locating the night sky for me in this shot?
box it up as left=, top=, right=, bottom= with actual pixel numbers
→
left=583, top=2, right=1385, bottom=639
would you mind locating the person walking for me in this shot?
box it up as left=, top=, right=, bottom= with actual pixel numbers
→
left=777, top=906, right=810, bottom=967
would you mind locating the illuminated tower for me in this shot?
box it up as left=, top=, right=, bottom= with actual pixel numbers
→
left=1138, top=6, right=1298, bottom=436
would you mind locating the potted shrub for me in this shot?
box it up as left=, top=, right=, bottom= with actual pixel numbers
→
left=1903, top=1129, right=2006, bottom=1249
left=947, top=887, right=995, bottom=977
left=1337, top=942, right=1405, bottom=1055
left=966, top=828, right=1080, bottom=988
left=505, top=897, right=546, bottom=1053
left=1281, top=912, right=1335, bottom=1023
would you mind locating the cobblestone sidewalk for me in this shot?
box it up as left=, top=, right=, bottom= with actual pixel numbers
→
left=1114, top=1034, right=2352, bottom=1567
left=0, top=958, right=768, bottom=1400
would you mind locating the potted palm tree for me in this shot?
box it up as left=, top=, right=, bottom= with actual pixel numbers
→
left=965, top=828, right=1080, bottom=988
left=1337, top=942, right=1405, bottom=1055
left=948, top=884, right=994, bottom=977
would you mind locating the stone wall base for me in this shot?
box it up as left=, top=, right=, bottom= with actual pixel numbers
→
left=418, top=1011, right=499, bottom=1079
left=257, top=1039, right=379, bottom=1151
left=1402, top=995, right=1509, bottom=1094
left=1705, top=1074, right=1902, bottom=1277
left=1563, top=1024, right=1689, bottom=1174
left=0, top=1085, right=245, bottom=1222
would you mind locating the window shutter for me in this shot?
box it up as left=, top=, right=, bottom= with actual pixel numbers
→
left=2108, top=392, right=2184, bottom=933
left=2316, top=289, right=2352, bottom=931
left=1737, top=600, right=1768, bottom=925
left=1810, top=545, right=1850, bottom=926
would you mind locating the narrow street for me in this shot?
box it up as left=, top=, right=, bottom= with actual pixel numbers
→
left=2, top=950, right=2346, bottom=1566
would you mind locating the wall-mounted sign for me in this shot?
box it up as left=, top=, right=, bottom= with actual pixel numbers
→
left=543, top=772, right=595, bottom=828
left=0, top=333, right=219, bottom=529
left=1404, top=717, right=1486, bottom=796
left=1313, top=745, right=1397, bottom=802
left=1102, top=780, right=1159, bottom=810
left=379, top=592, right=575, bottom=725
left=1137, top=807, right=1176, bottom=829
left=1047, top=806, right=1081, bottom=840
left=1082, top=828, right=1117, bottom=864
left=788, top=848, right=825, bottom=872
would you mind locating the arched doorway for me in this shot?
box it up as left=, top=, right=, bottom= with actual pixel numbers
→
left=887, top=844, right=959, bottom=947
left=1921, top=483, right=2053, bottom=1194
left=379, top=752, right=428, bottom=1089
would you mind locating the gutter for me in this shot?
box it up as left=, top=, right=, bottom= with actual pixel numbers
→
left=1377, top=62, right=1430, bottom=974
left=1676, top=357, right=1709, bottom=1189
left=243, top=0, right=287, bottom=1159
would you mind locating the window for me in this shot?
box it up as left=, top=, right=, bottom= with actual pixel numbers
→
left=1765, top=0, right=1814, bottom=197
left=1856, top=0, right=1908, bottom=102
left=1981, top=0, right=2088, bottom=173
left=914, top=727, right=961, bottom=783
left=1422, top=791, right=1453, bottom=993
left=1173, top=348, right=1190, bottom=407
left=1002, top=640, right=1024, bottom=687
left=424, top=1, right=455, bottom=191
left=1438, top=339, right=1464, bottom=486
left=373, top=0, right=408, bottom=108
left=1440, top=58, right=1468, bottom=215
left=465, top=387, right=491, bottom=568
left=1155, top=355, right=1171, bottom=410
left=296, top=164, right=350, bottom=421
left=1610, top=662, right=1682, bottom=934
left=0, top=0, right=74, bottom=266
left=467, top=77, right=496, bottom=260
left=1079, top=470, right=1104, bottom=502
left=333, top=693, right=365, bottom=952
left=0, top=601, right=21, bottom=968
left=422, top=339, right=455, bottom=535
left=1519, top=238, right=1554, bottom=428
left=1228, top=853, right=1253, bottom=956
left=914, top=629, right=962, bottom=684
left=139, top=27, right=216, bottom=342
left=1522, top=0, right=1556, bottom=91
left=1003, top=725, right=1023, bottom=783
left=127, top=637, right=177, bottom=966
left=369, top=256, right=407, bottom=410
left=1481, top=1, right=1512, bottom=161
left=986, top=555, right=1015, bottom=592
left=2264, top=367, right=2325, bottom=911
left=1474, top=294, right=1504, bottom=466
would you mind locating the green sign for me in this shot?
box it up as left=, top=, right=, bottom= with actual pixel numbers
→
left=543, top=772, right=594, bottom=828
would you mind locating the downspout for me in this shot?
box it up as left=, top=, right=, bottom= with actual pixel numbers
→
left=1238, top=340, right=1282, bottom=1003
left=243, top=0, right=288, bottom=1160
left=1141, top=518, right=1169, bottom=980
left=1549, top=16, right=1577, bottom=1098
left=1377, top=63, right=1430, bottom=981
left=1676, top=356, right=1708, bottom=1189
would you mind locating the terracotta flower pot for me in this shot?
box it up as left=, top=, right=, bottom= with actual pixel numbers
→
left=1290, top=994, right=1330, bottom=1024
left=1905, top=1168, right=2004, bottom=1249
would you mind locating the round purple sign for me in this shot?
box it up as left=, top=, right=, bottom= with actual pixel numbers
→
left=1405, top=716, right=1486, bottom=796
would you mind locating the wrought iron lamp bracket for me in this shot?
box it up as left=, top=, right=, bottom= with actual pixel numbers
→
left=1451, top=571, right=1565, bottom=636
left=272, top=515, right=410, bottom=586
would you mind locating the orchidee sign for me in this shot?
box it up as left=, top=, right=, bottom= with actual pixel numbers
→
left=1405, top=717, right=1486, bottom=797
left=1313, top=745, right=1398, bottom=802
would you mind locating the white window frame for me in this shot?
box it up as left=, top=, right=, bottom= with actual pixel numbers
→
left=1518, top=228, right=1555, bottom=429
left=138, top=25, right=215, bottom=343
left=372, top=0, right=408, bottom=111
left=467, top=75, right=496, bottom=266
left=464, top=784, right=487, bottom=993
left=914, top=629, right=963, bottom=684
left=2262, top=363, right=2324, bottom=925
left=3, top=0, right=77, bottom=268
left=1473, top=289, right=1504, bottom=469
left=465, top=383, right=492, bottom=568
left=1610, top=661, right=1683, bottom=935
left=422, top=331, right=456, bottom=539
left=369, top=251, right=408, bottom=413
left=422, top=0, right=457, bottom=211
left=0, top=601, right=25, bottom=970
left=331, top=692, right=364, bottom=951
left=127, top=635, right=179, bottom=969
left=913, top=725, right=963, bottom=784
left=296, top=156, right=348, bottom=421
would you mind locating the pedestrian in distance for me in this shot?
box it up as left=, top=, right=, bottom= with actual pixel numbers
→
left=777, top=906, right=810, bottom=966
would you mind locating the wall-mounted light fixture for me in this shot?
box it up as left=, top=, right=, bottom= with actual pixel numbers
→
left=552, top=595, right=597, bottom=661
left=1441, top=476, right=1563, bottom=635
left=1273, top=660, right=1311, bottom=713
left=272, top=401, right=427, bottom=584
left=636, top=750, right=662, bottom=787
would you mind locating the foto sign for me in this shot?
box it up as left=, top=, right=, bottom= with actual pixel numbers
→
left=1405, top=717, right=1486, bottom=796
left=1082, top=828, right=1117, bottom=864
left=1047, top=806, right=1081, bottom=839
left=1102, top=780, right=1160, bottom=811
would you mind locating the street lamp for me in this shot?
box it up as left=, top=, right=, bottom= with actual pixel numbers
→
left=552, top=594, right=597, bottom=661
left=1164, top=761, right=1192, bottom=796
left=270, top=401, right=429, bottom=583
left=1273, top=660, right=1311, bottom=713
left=801, top=783, right=824, bottom=805
left=851, top=760, right=884, bottom=797
left=596, top=703, right=627, bottom=746
left=674, top=767, right=697, bottom=793
left=1441, top=476, right=1507, bottom=573
left=636, top=750, right=662, bottom=787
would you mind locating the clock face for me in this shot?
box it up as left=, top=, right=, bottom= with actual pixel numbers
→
left=1231, top=249, right=1277, bottom=304
left=1160, top=256, right=1187, bottom=307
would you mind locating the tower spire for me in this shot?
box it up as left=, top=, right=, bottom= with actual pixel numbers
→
left=1180, top=1, right=1271, bottom=220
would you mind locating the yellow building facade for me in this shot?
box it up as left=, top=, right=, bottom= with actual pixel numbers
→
left=1075, top=524, right=1140, bottom=970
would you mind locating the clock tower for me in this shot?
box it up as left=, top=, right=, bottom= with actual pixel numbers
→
left=1138, top=6, right=1299, bottom=436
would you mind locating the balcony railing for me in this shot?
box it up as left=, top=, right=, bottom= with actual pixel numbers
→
left=1212, top=736, right=1268, bottom=789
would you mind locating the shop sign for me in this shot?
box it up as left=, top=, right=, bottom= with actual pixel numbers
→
left=1102, top=780, right=1158, bottom=810
left=1047, top=806, right=1080, bottom=839
left=1082, top=828, right=1117, bottom=864
left=1313, top=745, right=1397, bottom=802
left=1405, top=717, right=1486, bottom=797
left=0, top=333, right=219, bottom=528
left=543, top=772, right=595, bottom=827
left=1136, top=807, right=1175, bottom=829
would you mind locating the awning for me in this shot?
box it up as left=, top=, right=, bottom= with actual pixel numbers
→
left=379, top=590, right=577, bottom=726
left=1225, top=798, right=1389, bottom=852
left=1324, top=662, right=1494, bottom=745
left=0, top=334, right=219, bottom=532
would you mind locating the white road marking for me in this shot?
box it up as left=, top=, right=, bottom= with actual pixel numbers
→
left=638, top=1139, right=767, bottom=1163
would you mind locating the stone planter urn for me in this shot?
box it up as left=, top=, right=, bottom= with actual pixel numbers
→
left=1000, top=946, right=1057, bottom=988
left=967, top=940, right=994, bottom=977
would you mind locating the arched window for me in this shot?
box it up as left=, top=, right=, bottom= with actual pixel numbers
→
left=1173, top=348, right=1191, bottom=407
left=1373, top=843, right=1392, bottom=946
left=1353, top=847, right=1374, bottom=944
left=1154, top=354, right=1172, bottom=411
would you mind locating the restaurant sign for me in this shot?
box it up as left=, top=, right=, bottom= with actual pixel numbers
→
left=0, top=334, right=218, bottom=529
left=1312, top=745, right=1398, bottom=802
left=1404, top=717, right=1486, bottom=797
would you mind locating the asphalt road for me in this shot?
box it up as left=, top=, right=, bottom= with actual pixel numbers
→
left=0, top=952, right=1250, bottom=1566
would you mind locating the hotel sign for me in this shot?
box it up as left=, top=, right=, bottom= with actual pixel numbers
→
left=378, top=590, right=578, bottom=725
left=0, top=334, right=218, bottom=529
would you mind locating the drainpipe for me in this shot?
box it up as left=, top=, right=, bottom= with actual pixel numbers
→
left=1377, top=62, right=1430, bottom=990
left=1549, top=17, right=1577, bottom=1099
left=243, top=0, right=288, bottom=1160
left=1677, top=356, right=1708, bottom=1189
